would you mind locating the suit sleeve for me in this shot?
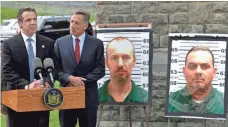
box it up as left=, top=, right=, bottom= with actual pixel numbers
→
left=1, top=40, right=29, bottom=89
left=54, top=39, right=70, bottom=86
left=83, top=40, right=105, bottom=83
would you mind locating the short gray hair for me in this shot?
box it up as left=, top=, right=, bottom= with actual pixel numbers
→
left=17, top=7, right=37, bottom=23
left=72, top=10, right=90, bottom=23
left=185, top=46, right=215, bottom=67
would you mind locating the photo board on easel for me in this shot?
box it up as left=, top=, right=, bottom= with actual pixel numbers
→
left=95, top=23, right=153, bottom=105
left=165, top=33, right=228, bottom=120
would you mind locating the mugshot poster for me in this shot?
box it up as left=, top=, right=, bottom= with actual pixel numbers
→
left=165, top=35, right=228, bottom=120
left=95, top=26, right=153, bottom=105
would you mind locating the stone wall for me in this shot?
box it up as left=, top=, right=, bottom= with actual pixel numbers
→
left=95, top=1, right=228, bottom=127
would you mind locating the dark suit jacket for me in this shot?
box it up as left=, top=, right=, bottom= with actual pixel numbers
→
left=1, top=33, right=54, bottom=91
left=54, top=33, right=105, bottom=108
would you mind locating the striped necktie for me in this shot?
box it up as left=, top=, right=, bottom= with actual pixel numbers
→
left=27, top=38, right=35, bottom=82
left=75, top=38, right=80, bottom=64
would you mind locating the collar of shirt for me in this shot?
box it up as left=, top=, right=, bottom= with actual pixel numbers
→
left=180, top=86, right=217, bottom=104
left=21, top=32, right=36, bottom=56
left=169, top=86, right=219, bottom=112
left=72, top=32, right=86, bottom=56
left=99, top=80, right=145, bottom=103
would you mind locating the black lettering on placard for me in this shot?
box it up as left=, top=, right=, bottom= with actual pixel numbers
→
left=143, top=50, right=149, bottom=54
left=170, top=81, right=177, bottom=85
left=171, top=59, right=177, bottom=63
left=170, top=70, right=177, bottom=74
left=141, top=67, right=149, bottom=70
left=172, top=54, right=179, bottom=57
left=220, top=71, right=225, bottom=76
left=220, top=55, right=226, bottom=58
left=143, top=61, right=149, bottom=65
left=143, top=72, right=149, bottom=76
left=98, top=83, right=102, bottom=87
left=171, top=48, right=178, bottom=52
left=143, top=39, right=149, bottom=43
left=142, top=84, right=148, bottom=88
left=221, top=49, right=226, bottom=53
left=170, top=76, right=178, bottom=79
left=219, top=83, right=225, bottom=87
left=221, top=60, right=226, bottom=64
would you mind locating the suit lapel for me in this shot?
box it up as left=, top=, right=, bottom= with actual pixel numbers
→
left=15, top=34, right=29, bottom=64
left=79, top=34, right=90, bottom=64
left=36, top=35, right=45, bottom=59
left=67, top=35, right=77, bottom=65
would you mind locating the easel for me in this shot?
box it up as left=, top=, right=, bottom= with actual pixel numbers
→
left=97, top=104, right=150, bottom=127
left=128, top=105, right=150, bottom=127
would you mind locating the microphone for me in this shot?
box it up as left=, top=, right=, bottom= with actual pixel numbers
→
left=33, top=57, right=44, bottom=83
left=43, top=58, right=55, bottom=85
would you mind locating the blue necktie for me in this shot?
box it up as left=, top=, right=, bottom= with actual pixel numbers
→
left=27, top=38, right=35, bottom=82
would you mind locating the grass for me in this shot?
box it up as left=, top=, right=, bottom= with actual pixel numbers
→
left=1, top=8, right=18, bottom=23
left=1, top=114, right=6, bottom=127
left=1, top=81, right=79, bottom=127
left=1, top=110, right=62, bottom=127
left=89, top=11, right=95, bottom=23
left=1, top=7, right=55, bottom=24
left=1, top=7, right=95, bottom=24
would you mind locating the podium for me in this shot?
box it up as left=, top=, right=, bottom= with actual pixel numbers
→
left=1, top=87, right=85, bottom=112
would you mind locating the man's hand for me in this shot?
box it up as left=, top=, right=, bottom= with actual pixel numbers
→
left=68, top=76, right=86, bottom=87
left=44, top=82, right=51, bottom=88
left=1, top=105, right=7, bottom=115
left=28, top=79, right=44, bottom=89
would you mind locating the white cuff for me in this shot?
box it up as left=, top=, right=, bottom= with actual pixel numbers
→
left=25, top=85, right=29, bottom=89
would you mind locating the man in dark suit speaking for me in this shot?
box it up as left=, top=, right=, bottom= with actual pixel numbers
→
left=1, top=7, right=54, bottom=127
left=54, top=10, right=105, bottom=127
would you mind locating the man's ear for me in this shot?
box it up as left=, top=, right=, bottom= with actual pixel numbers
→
left=133, top=57, right=136, bottom=67
left=213, top=68, right=217, bottom=79
left=105, top=58, right=109, bottom=68
left=18, top=21, right=22, bottom=29
left=183, top=66, right=187, bottom=78
left=84, top=23, right=88, bottom=30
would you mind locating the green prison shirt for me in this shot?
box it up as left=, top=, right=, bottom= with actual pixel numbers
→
left=168, top=86, right=224, bottom=114
left=99, top=80, right=148, bottom=103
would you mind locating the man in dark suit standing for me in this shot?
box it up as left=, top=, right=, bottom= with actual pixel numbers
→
left=54, top=11, right=105, bottom=127
left=1, top=7, right=54, bottom=127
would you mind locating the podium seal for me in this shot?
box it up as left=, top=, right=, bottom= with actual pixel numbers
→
left=44, top=88, right=63, bottom=109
